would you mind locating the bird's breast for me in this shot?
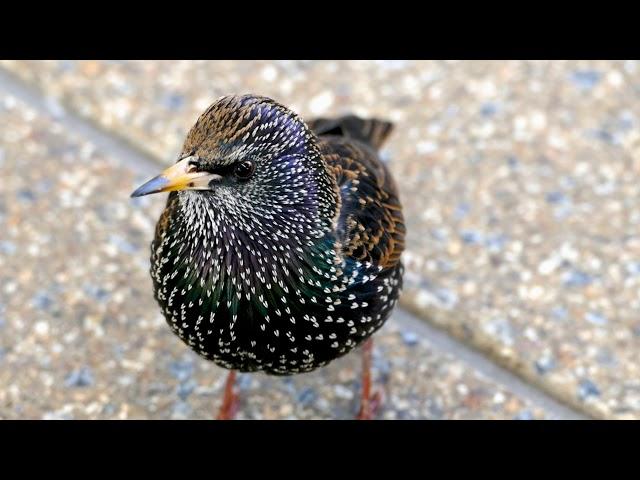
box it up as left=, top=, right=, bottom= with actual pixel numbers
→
left=150, top=214, right=401, bottom=374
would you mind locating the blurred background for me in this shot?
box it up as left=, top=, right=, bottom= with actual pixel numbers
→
left=0, top=60, right=638, bottom=419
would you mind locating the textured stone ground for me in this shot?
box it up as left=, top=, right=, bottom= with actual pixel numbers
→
left=0, top=93, right=551, bottom=420
left=1, top=60, right=637, bottom=419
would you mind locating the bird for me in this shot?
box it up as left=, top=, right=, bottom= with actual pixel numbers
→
left=131, top=94, right=405, bottom=419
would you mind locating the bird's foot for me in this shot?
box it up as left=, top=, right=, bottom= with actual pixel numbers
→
left=356, top=389, right=383, bottom=420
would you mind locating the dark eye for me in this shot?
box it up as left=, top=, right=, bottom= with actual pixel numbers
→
left=234, top=160, right=255, bottom=180
left=186, top=160, right=201, bottom=173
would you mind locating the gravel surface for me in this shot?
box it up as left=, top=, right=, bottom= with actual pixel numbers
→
left=0, top=92, right=551, bottom=419
left=2, top=60, right=636, bottom=418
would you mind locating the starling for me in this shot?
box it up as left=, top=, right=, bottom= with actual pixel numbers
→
left=131, top=95, right=405, bottom=419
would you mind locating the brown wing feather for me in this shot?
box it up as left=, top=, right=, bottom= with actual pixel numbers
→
left=317, top=137, right=405, bottom=269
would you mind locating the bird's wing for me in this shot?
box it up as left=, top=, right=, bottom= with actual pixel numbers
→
left=318, top=137, right=405, bottom=269
left=307, top=115, right=394, bottom=150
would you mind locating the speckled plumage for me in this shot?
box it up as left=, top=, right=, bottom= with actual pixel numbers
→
left=149, top=95, right=405, bottom=376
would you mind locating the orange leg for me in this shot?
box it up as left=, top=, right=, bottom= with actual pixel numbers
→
left=356, top=338, right=383, bottom=420
left=216, top=370, right=239, bottom=420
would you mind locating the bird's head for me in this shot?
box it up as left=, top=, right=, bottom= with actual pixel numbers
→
left=132, top=94, right=340, bottom=242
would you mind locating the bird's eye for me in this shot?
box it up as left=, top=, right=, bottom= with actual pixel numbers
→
left=234, top=160, right=256, bottom=180
left=186, top=160, right=201, bottom=173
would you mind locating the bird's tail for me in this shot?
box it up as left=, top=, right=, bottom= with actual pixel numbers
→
left=307, top=114, right=394, bottom=150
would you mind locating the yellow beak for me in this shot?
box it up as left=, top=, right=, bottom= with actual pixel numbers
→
left=130, top=156, right=221, bottom=197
